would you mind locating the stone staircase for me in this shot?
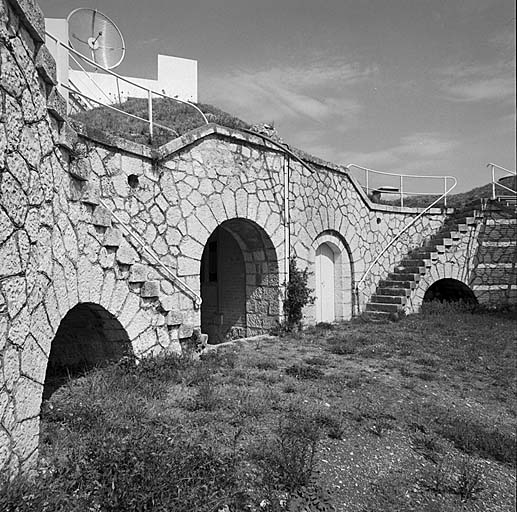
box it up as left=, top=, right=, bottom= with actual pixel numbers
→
left=67, top=156, right=207, bottom=350
left=364, top=199, right=516, bottom=320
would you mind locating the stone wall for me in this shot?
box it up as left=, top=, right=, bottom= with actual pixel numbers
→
left=0, top=0, right=453, bottom=478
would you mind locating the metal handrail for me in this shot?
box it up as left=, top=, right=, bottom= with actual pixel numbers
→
left=45, top=31, right=209, bottom=136
left=99, top=198, right=202, bottom=308
left=354, top=175, right=457, bottom=313
left=487, top=163, right=516, bottom=200
left=347, top=163, right=455, bottom=207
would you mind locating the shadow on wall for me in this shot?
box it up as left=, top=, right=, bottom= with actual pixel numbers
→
left=43, top=303, right=133, bottom=400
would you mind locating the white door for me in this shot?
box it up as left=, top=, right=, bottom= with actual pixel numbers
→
left=316, top=243, right=335, bottom=322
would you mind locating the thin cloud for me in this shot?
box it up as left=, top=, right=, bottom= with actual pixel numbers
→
left=342, top=133, right=457, bottom=169
left=204, top=59, right=374, bottom=124
left=437, top=29, right=515, bottom=104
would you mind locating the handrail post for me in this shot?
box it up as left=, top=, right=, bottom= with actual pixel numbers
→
left=444, top=177, right=447, bottom=207
left=148, top=90, right=153, bottom=143
left=491, top=165, right=496, bottom=200
left=400, top=175, right=404, bottom=207
left=365, top=168, right=369, bottom=195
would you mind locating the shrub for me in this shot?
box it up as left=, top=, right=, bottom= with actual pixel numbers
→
left=285, top=363, right=325, bottom=380
left=251, top=406, right=322, bottom=493
left=436, top=415, right=516, bottom=466
left=282, top=257, right=315, bottom=332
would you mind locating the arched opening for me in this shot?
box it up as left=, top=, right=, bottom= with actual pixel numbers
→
left=314, top=233, right=354, bottom=323
left=200, top=218, right=279, bottom=343
left=423, top=279, right=478, bottom=304
left=43, top=303, right=132, bottom=399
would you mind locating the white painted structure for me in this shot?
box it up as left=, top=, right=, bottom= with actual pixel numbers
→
left=45, top=18, right=198, bottom=108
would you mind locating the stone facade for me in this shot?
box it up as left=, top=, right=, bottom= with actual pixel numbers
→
left=2, top=0, right=513, bottom=479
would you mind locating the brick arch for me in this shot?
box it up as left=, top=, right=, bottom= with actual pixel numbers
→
left=200, top=217, right=280, bottom=342
left=309, top=230, right=355, bottom=322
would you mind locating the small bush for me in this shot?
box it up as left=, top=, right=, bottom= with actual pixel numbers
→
left=304, top=355, right=328, bottom=367
left=314, top=409, right=346, bottom=440
left=437, top=415, right=516, bottom=466
left=285, top=363, right=325, bottom=380
left=251, top=406, right=322, bottom=493
left=282, top=257, right=315, bottom=332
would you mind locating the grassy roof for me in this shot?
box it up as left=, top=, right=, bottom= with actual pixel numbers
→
left=70, top=97, right=251, bottom=148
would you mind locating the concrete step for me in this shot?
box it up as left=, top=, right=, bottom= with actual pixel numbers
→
left=399, top=258, right=429, bottom=267
left=371, top=295, right=407, bottom=305
left=387, top=272, right=420, bottom=282
left=379, top=280, right=415, bottom=289
left=361, top=311, right=393, bottom=323
left=377, top=287, right=411, bottom=297
left=395, top=265, right=426, bottom=275
left=366, top=302, right=400, bottom=313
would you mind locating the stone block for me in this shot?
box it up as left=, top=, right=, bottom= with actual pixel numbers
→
left=160, top=295, right=175, bottom=311
left=81, top=183, right=100, bottom=206
left=69, top=158, right=90, bottom=181
left=178, top=323, right=193, bottom=338
left=9, top=0, right=46, bottom=43
left=129, top=263, right=149, bottom=283
left=46, top=87, right=67, bottom=122
left=141, top=280, right=160, bottom=298
left=166, top=310, right=183, bottom=326
left=91, top=205, right=111, bottom=227
left=35, top=45, right=56, bottom=85
left=103, top=227, right=122, bottom=247
left=59, top=122, right=78, bottom=151
left=116, top=245, right=137, bottom=265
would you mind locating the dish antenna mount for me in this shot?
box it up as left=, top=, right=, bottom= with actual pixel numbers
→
left=67, top=8, right=126, bottom=69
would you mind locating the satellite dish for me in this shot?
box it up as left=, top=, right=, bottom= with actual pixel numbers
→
left=67, top=8, right=126, bottom=69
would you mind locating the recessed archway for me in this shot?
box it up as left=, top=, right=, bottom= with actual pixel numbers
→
left=43, top=303, right=132, bottom=399
left=200, top=218, right=279, bottom=343
left=423, top=279, right=478, bottom=305
left=313, top=231, right=354, bottom=323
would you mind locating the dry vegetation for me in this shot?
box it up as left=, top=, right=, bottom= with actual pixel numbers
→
left=2, top=304, right=516, bottom=511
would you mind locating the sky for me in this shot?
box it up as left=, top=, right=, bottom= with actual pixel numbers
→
left=40, top=0, right=515, bottom=193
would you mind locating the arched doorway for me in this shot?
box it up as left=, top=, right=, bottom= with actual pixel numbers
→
left=43, top=303, right=132, bottom=399
left=316, top=243, right=336, bottom=322
left=314, top=233, right=354, bottom=323
left=423, top=279, right=478, bottom=304
left=200, top=219, right=279, bottom=343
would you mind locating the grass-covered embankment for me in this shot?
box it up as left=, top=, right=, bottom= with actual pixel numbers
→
left=2, top=304, right=516, bottom=511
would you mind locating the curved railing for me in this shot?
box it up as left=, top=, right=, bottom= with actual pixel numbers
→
left=349, top=164, right=457, bottom=313
left=347, top=163, right=455, bottom=208
left=45, top=31, right=209, bottom=141
left=487, top=162, right=516, bottom=200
